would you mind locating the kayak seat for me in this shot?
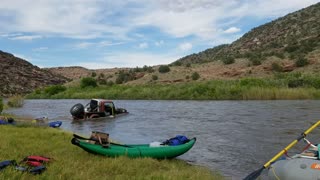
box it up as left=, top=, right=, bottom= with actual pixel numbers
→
left=90, top=131, right=110, bottom=147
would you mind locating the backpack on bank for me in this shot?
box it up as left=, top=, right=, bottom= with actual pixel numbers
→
left=163, top=135, right=190, bottom=146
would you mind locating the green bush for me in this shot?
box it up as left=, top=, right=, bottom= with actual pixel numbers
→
left=288, top=79, right=304, bottom=88
left=172, top=61, right=182, bottom=66
left=91, top=72, right=97, bottom=77
left=191, top=72, right=200, bottom=80
left=158, top=65, right=170, bottom=73
left=222, top=56, right=235, bottom=65
left=98, top=79, right=107, bottom=85
left=107, top=81, right=114, bottom=86
left=80, top=77, right=97, bottom=88
left=295, top=57, right=309, bottom=67
left=271, top=63, right=283, bottom=72
left=45, top=85, right=67, bottom=95
left=0, top=97, right=3, bottom=114
left=98, top=73, right=105, bottom=78
left=7, top=95, right=24, bottom=108
left=152, top=75, right=158, bottom=81
left=186, top=63, right=191, bottom=68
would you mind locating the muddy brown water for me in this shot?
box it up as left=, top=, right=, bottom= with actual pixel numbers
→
left=5, top=100, right=320, bottom=179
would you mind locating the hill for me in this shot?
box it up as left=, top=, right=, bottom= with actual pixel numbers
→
left=174, top=2, right=320, bottom=66
left=46, top=2, right=320, bottom=86
left=0, top=50, right=69, bottom=97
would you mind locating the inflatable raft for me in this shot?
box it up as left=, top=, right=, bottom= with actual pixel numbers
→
left=268, top=158, right=320, bottom=180
left=71, top=134, right=196, bottom=159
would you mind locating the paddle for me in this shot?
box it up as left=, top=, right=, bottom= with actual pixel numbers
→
left=244, top=120, right=320, bottom=180
left=73, top=134, right=132, bottom=148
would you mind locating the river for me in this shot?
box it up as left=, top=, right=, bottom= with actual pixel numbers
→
left=5, top=99, right=320, bottom=179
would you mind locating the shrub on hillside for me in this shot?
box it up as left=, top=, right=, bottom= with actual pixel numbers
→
left=45, top=85, right=67, bottom=95
left=191, top=72, right=200, bottom=80
left=186, top=63, right=191, bottom=68
left=107, top=81, right=114, bottom=86
left=271, top=63, right=283, bottom=72
left=7, top=95, right=24, bottom=108
left=98, top=78, right=107, bottom=85
left=222, top=56, right=235, bottom=65
left=172, top=61, right=182, bottom=66
left=81, top=77, right=97, bottom=88
left=152, top=75, right=158, bottom=81
left=295, top=57, right=309, bottom=67
left=158, top=65, right=170, bottom=73
left=98, top=73, right=105, bottom=78
left=288, top=79, right=304, bottom=88
left=91, top=72, right=97, bottom=77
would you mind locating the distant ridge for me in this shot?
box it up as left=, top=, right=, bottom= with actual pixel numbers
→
left=174, top=2, right=320, bottom=65
left=0, top=50, right=69, bottom=97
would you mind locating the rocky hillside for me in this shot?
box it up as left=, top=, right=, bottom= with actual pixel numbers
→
left=0, top=51, right=69, bottom=97
left=174, top=2, right=320, bottom=65
left=47, top=2, right=320, bottom=85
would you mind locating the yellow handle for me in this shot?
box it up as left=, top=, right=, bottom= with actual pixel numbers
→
left=263, top=120, right=320, bottom=168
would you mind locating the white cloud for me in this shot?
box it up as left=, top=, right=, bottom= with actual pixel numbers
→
left=0, top=0, right=318, bottom=41
left=0, top=1, right=129, bottom=39
left=74, top=42, right=94, bottom=49
left=9, top=35, right=42, bottom=40
left=138, top=42, right=149, bottom=49
left=74, top=41, right=125, bottom=49
left=76, top=52, right=181, bottom=69
left=32, top=47, right=48, bottom=51
left=179, top=42, right=192, bottom=51
left=224, top=27, right=241, bottom=34
left=155, top=40, right=164, bottom=46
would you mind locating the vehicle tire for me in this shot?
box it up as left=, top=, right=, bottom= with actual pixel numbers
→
left=70, top=103, right=85, bottom=119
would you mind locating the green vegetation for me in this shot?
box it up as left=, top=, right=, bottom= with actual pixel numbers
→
left=114, top=66, right=153, bottom=84
left=91, top=72, right=97, bottom=77
left=152, top=75, right=158, bottom=81
left=0, top=126, right=221, bottom=180
left=221, top=56, right=235, bottom=65
left=0, top=97, right=3, bottom=113
left=191, top=72, right=200, bottom=81
left=26, top=72, right=320, bottom=100
left=80, top=77, right=97, bottom=88
left=44, top=85, right=67, bottom=96
left=158, top=65, right=171, bottom=73
left=7, top=95, right=24, bottom=108
left=271, top=62, right=283, bottom=72
left=295, top=56, right=309, bottom=67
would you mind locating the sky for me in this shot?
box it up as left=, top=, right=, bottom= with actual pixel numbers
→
left=0, top=0, right=319, bottom=69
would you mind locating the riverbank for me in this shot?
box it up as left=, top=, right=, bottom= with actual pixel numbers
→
left=26, top=73, right=320, bottom=100
left=0, top=125, right=223, bottom=180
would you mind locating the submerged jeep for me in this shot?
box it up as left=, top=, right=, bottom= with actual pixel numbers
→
left=70, top=99, right=128, bottom=120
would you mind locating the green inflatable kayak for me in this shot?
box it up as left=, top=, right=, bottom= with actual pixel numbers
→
left=71, top=135, right=196, bottom=159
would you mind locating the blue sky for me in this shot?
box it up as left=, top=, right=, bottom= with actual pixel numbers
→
left=0, top=0, right=319, bottom=69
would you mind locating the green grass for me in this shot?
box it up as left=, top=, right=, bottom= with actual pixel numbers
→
left=7, top=95, right=24, bottom=108
left=26, top=73, right=320, bottom=100
left=0, top=126, right=223, bottom=180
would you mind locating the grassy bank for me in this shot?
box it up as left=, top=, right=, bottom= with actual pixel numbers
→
left=26, top=73, right=320, bottom=100
left=0, top=125, right=222, bottom=180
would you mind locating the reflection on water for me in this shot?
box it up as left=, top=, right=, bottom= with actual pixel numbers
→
left=5, top=99, right=320, bottom=179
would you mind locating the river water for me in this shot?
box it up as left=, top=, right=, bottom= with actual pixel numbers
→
left=5, top=100, right=320, bottom=179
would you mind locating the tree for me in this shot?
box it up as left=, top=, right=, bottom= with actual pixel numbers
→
left=191, top=72, right=200, bottom=80
left=295, top=57, right=309, bottom=67
left=81, top=77, right=98, bottom=88
left=152, top=75, right=158, bottom=81
left=91, top=72, right=97, bottom=77
left=158, top=65, right=170, bottom=73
